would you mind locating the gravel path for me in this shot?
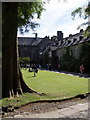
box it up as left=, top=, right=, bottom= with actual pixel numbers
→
left=17, top=97, right=88, bottom=114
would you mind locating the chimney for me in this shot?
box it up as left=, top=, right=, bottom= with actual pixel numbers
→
left=57, top=31, right=63, bottom=41
left=35, top=33, right=37, bottom=39
left=80, top=29, right=83, bottom=33
left=69, top=34, right=72, bottom=37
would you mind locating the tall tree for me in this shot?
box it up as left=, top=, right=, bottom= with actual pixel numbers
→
left=2, top=2, right=45, bottom=98
left=71, top=1, right=90, bottom=36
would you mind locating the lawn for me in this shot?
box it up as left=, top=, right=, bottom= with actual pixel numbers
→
left=1, top=69, right=89, bottom=108
left=22, top=69, right=88, bottom=99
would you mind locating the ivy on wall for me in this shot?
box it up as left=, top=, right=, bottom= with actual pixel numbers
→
left=61, top=47, right=75, bottom=71
left=60, top=42, right=90, bottom=73
left=80, top=42, right=90, bottom=73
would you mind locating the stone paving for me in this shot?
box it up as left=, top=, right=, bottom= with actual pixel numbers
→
left=9, top=103, right=88, bottom=118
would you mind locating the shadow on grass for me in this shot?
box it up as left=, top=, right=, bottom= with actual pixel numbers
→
left=26, top=76, right=36, bottom=78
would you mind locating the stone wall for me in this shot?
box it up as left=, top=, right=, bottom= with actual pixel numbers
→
left=56, top=48, right=66, bottom=61
left=70, top=44, right=82, bottom=59
left=56, top=43, right=83, bottom=61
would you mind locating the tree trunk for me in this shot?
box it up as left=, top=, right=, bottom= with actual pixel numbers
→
left=2, top=2, right=37, bottom=98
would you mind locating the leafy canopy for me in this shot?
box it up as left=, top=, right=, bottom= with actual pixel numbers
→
left=18, top=2, right=45, bottom=33
left=71, top=1, right=90, bottom=36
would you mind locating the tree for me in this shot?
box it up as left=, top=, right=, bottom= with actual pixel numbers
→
left=19, top=57, right=30, bottom=67
left=71, top=1, right=90, bottom=36
left=2, top=2, right=45, bottom=98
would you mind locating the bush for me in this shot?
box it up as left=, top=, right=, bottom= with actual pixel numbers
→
left=19, top=57, right=30, bottom=67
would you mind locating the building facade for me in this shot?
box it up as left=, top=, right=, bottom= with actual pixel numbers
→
left=18, top=30, right=90, bottom=72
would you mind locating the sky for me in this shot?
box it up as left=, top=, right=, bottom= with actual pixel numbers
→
left=17, top=0, right=88, bottom=38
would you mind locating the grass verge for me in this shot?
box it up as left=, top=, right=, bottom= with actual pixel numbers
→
left=1, top=69, right=89, bottom=108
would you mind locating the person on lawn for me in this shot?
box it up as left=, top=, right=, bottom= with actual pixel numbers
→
left=80, top=64, right=84, bottom=75
left=32, top=64, right=38, bottom=77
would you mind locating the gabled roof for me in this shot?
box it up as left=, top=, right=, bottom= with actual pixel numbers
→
left=18, top=37, right=35, bottom=46
left=55, top=32, right=90, bottom=51
left=32, top=38, right=43, bottom=46
left=18, top=37, right=43, bottom=46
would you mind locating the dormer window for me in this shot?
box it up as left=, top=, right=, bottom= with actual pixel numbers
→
left=56, top=42, right=58, bottom=45
left=73, top=38, right=77, bottom=43
left=79, top=36, right=83, bottom=40
left=48, top=47, right=51, bottom=51
left=68, top=40, right=71, bottom=44
left=61, top=41, right=63, bottom=44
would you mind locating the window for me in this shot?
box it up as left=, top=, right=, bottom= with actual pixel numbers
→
left=79, top=36, right=83, bottom=40
left=61, top=41, right=63, bottom=44
left=73, top=38, right=77, bottom=42
left=68, top=40, right=71, bottom=44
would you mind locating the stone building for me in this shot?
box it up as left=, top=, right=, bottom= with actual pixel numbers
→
left=18, top=33, right=53, bottom=64
left=18, top=30, right=90, bottom=72
left=55, top=30, right=86, bottom=60
left=40, top=29, right=90, bottom=72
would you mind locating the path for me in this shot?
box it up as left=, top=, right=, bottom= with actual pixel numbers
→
left=7, top=102, right=88, bottom=118
left=44, top=69, right=90, bottom=79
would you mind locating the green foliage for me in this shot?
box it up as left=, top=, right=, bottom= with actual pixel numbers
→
left=80, top=42, right=90, bottom=73
left=18, top=2, right=45, bottom=33
left=83, top=26, right=90, bottom=37
left=61, top=47, right=75, bottom=71
left=71, top=3, right=89, bottom=19
left=19, top=57, right=30, bottom=65
left=71, top=2, right=90, bottom=36
left=85, top=4, right=90, bottom=15
left=61, top=42, right=90, bottom=73
left=1, top=93, right=48, bottom=108
left=71, top=7, right=83, bottom=19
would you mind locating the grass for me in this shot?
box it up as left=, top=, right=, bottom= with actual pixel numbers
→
left=1, top=69, right=89, bottom=108
left=22, top=69, right=88, bottom=98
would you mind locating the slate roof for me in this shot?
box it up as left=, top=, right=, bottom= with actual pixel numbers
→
left=41, top=44, right=58, bottom=54
left=18, top=37, right=43, bottom=46
left=18, top=31, right=90, bottom=54
left=58, top=32, right=90, bottom=49
left=32, top=38, right=43, bottom=46
left=41, top=48, right=48, bottom=54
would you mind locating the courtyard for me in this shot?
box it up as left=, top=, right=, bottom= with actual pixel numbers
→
left=1, top=69, right=88, bottom=108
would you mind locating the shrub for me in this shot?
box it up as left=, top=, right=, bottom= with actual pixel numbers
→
left=19, top=57, right=30, bottom=67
